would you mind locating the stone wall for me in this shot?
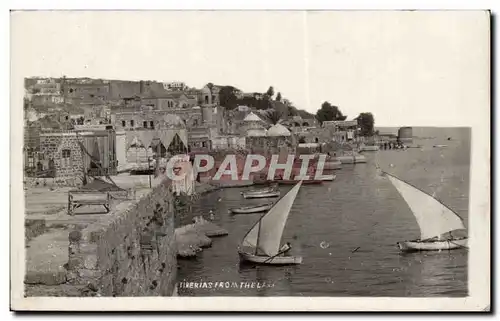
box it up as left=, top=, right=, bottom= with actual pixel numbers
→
left=39, top=133, right=84, bottom=177
left=63, top=178, right=177, bottom=296
left=245, top=136, right=295, bottom=156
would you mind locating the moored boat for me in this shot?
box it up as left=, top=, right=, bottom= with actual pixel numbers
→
left=230, top=202, right=274, bottom=214
left=238, top=181, right=303, bottom=265
left=360, top=145, right=380, bottom=152
left=337, top=154, right=367, bottom=164
left=383, top=171, right=468, bottom=252
left=318, top=175, right=336, bottom=181
left=433, top=144, right=448, bottom=148
left=241, top=185, right=278, bottom=195
left=243, top=191, right=280, bottom=199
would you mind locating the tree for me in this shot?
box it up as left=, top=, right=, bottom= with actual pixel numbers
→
left=356, top=112, right=375, bottom=136
left=276, top=92, right=282, bottom=102
left=218, top=86, right=239, bottom=110
left=288, top=106, right=298, bottom=116
left=315, top=101, right=347, bottom=124
left=266, top=86, right=275, bottom=98
left=263, top=109, right=284, bottom=125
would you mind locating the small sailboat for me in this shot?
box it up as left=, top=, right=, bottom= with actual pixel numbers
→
left=230, top=202, right=274, bottom=214
left=238, top=181, right=303, bottom=265
left=383, top=171, right=468, bottom=252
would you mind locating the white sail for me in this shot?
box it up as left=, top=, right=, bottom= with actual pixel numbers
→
left=386, top=173, right=465, bottom=240
left=241, top=181, right=302, bottom=256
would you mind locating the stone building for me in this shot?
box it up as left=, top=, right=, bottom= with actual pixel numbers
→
left=241, top=112, right=267, bottom=137
left=36, top=128, right=117, bottom=179
left=246, top=123, right=296, bottom=157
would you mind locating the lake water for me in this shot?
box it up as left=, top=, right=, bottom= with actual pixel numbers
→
left=177, top=128, right=470, bottom=297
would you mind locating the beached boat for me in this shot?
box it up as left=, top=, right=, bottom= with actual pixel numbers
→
left=243, top=191, right=281, bottom=199
left=238, top=181, right=303, bottom=265
left=433, top=144, right=448, bottom=148
left=230, top=202, right=274, bottom=214
left=383, top=171, right=468, bottom=252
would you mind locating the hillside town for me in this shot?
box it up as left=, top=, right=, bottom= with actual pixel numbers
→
left=24, top=77, right=412, bottom=183
left=23, top=77, right=415, bottom=297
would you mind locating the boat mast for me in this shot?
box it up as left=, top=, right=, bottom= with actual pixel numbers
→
left=255, top=217, right=262, bottom=256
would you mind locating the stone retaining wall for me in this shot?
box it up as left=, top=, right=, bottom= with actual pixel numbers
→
left=25, top=178, right=177, bottom=297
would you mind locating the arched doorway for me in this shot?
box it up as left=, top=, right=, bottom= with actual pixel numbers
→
left=151, top=139, right=167, bottom=158
left=167, top=133, right=188, bottom=155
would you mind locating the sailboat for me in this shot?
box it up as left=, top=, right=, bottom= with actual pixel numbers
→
left=238, top=181, right=303, bottom=265
left=384, top=171, right=468, bottom=252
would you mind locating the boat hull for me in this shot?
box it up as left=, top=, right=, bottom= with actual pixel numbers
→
left=318, top=175, right=336, bottom=181
left=238, top=251, right=302, bottom=265
left=338, top=155, right=367, bottom=164
left=230, top=204, right=274, bottom=214
left=323, top=161, right=342, bottom=170
left=360, top=146, right=380, bottom=152
left=243, top=192, right=280, bottom=199
left=397, top=238, right=468, bottom=252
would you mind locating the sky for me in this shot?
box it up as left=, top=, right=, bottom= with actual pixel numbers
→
left=11, top=10, right=489, bottom=126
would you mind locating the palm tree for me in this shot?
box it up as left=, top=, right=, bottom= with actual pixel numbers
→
left=263, top=109, right=284, bottom=125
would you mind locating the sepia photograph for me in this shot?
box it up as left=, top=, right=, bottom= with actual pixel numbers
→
left=10, top=9, right=490, bottom=311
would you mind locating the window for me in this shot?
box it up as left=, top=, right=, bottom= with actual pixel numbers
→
left=69, top=88, right=73, bottom=93
left=122, top=120, right=126, bottom=127
left=61, top=149, right=71, bottom=167
left=150, top=121, right=154, bottom=129
left=204, top=96, right=209, bottom=104
left=130, top=120, right=135, bottom=127
left=65, top=116, right=69, bottom=120
left=193, top=119, right=198, bottom=126
left=143, top=121, right=148, bottom=128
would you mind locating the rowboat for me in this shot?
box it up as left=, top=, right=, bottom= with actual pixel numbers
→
left=433, top=144, right=448, bottom=148
left=230, top=202, right=274, bottom=214
left=238, top=181, right=303, bottom=265
left=318, top=175, right=336, bottom=182
left=243, top=191, right=281, bottom=199
left=383, top=171, right=468, bottom=252
left=337, top=155, right=367, bottom=164
left=323, top=159, right=342, bottom=170
left=360, top=145, right=380, bottom=152
left=240, top=185, right=277, bottom=195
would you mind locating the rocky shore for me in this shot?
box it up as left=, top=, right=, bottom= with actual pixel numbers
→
left=175, top=216, right=228, bottom=257
left=174, top=182, right=229, bottom=258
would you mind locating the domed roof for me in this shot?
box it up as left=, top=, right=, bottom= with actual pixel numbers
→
left=243, top=112, right=262, bottom=122
left=267, top=123, right=291, bottom=137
